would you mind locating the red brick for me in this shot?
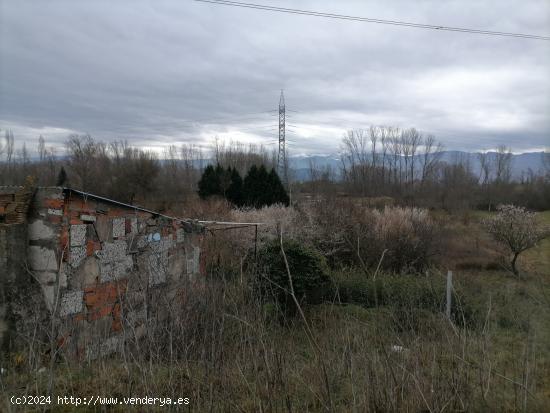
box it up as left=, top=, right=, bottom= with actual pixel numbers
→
left=60, top=228, right=69, bottom=249
left=111, top=303, right=122, bottom=332
left=84, top=280, right=128, bottom=309
left=44, top=198, right=64, bottom=209
left=68, top=198, right=87, bottom=210
left=112, top=303, right=121, bottom=319
left=48, top=215, right=62, bottom=224
left=86, top=240, right=100, bottom=256
left=88, top=304, right=113, bottom=321
left=111, top=318, right=122, bottom=332
left=107, top=208, right=125, bottom=217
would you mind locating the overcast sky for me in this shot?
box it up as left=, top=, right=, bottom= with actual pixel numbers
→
left=1, top=0, right=549, bottom=156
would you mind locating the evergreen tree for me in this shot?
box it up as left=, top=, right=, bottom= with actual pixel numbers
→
left=199, top=163, right=289, bottom=208
left=268, top=168, right=290, bottom=206
left=226, top=167, right=243, bottom=206
left=217, top=164, right=231, bottom=197
left=197, top=164, right=221, bottom=199
left=242, top=165, right=289, bottom=207
left=242, top=165, right=260, bottom=207
left=255, top=165, right=271, bottom=207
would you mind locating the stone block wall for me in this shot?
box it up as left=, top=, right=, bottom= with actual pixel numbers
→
left=5, top=187, right=205, bottom=359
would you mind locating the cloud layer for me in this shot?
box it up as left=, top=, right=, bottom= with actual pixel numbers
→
left=1, top=0, right=549, bottom=154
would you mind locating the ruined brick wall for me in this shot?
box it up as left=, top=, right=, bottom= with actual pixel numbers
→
left=19, top=187, right=205, bottom=359
left=1, top=186, right=35, bottom=353
left=0, top=222, right=29, bottom=351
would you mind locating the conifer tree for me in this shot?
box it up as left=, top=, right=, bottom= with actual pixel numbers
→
left=226, top=167, right=243, bottom=206
left=197, top=164, right=221, bottom=199
left=242, top=165, right=289, bottom=207
left=200, top=163, right=289, bottom=208
left=217, top=164, right=231, bottom=197
left=268, top=168, right=290, bottom=206
left=242, top=165, right=260, bottom=207
left=255, top=165, right=271, bottom=207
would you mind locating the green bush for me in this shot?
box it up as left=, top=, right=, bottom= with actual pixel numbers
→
left=254, top=240, right=331, bottom=314
left=335, top=272, right=442, bottom=308
left=333, top=271, right=481, bottom=328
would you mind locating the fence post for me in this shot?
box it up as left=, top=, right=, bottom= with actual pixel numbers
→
left=446, top=270, right=453, bottom=320
left=254, top=224, right=258, bottom=263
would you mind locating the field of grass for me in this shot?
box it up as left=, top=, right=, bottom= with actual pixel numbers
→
left=2, top=209, right=549, bottom=412
left=525, top=210, right=550, bottom=271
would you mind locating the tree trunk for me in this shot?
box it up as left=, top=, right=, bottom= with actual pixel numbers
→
left=511, top=252, right=520, bottom=277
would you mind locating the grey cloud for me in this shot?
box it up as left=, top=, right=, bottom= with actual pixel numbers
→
left=1, top=0, right=549, bottom=155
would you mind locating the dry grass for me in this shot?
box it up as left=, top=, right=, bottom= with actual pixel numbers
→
left=2, top=205, right=550, bottom=412
left=3, top=272, right=549, bottom=412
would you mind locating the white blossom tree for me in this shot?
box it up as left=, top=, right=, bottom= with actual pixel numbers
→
left=484, top=204, right=548, bottom=276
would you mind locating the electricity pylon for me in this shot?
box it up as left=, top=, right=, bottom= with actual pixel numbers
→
left=277, top=90, right=288, bottom=187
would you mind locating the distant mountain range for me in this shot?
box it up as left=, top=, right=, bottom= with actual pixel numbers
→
left=87, top=150, right=546, bottom=182
left=287, top=151, right=547, bottom=181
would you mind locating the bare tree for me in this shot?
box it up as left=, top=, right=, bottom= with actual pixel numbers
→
left=494, top=145, right=512, bottom=184
left=389, top=130, right=402, bottom=188
left=420, top=134, right=443, bottom=184
left=477, top=151, right=491, bottom=185
left=408, top=128, right=421, bottom=187
left=66, top=134, right=100, bottom=191
left=5, top=129, right=14, bottom=166
left=341, top=129, right=370, bottom=195
left=401, top=129, right=412, bottom=185
left=180, top=143, right=203, bottom=192
left=477, top=150, right=496, bottom=210
left=38, top=135, right=46, bottom=161
left=212, top=139, right=274, bottom=176
left=18, top=142, right=30, bottom=167
left=380, top=129, right=391, bottom=185
left=369, top=126, right=378, bottom=170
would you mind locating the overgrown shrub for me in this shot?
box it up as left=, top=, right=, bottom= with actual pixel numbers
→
left=230, top=204, right=300, bottom=248
left=255, top=239, right=331, bottom=315
left=230, top=202, right=441, bottom=274
left=294, top=203, right=441, bottom=273
left=369, top=206, right=440, bottom=273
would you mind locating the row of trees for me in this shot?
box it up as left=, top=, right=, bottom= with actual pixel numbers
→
left=340, top=127, right=444, bottom=196
left=198, top=164, right=289, bottom=207
left=0, top=133, right=208, bottom=207
left=1, top=129, right=549, bottom=210
left=0, top=131, right=59, bottom=186
left=335, top=127, right=550, bottom=210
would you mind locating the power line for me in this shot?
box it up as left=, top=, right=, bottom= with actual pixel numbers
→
left=193, top=0, right=550, bottom=41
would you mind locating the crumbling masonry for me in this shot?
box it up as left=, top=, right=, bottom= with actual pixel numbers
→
left=1, top=187, right=205, bottom=359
